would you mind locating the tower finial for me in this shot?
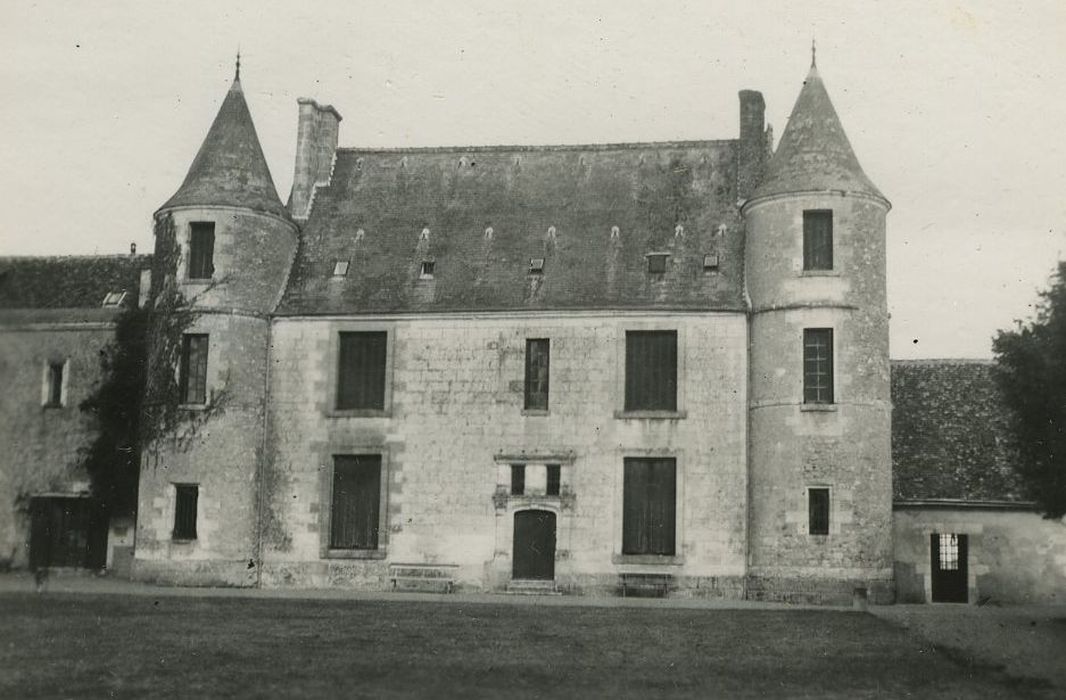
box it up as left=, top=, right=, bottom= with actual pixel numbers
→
left=235, top=47, right=241, bottom=81
left=811, top=38, right=817, bottom=68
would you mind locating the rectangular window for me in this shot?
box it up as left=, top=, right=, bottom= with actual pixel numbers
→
left=624, top=331, right=678, bottom=411
left=524, top=339, right=550, bottom=411
left=173, top=484, right=198, bottom=540
left=808, top=487, right=830, bottom=535
left=419, top=261, right=435, bottom=279
left=511, top=464, right=526, bottom=496
left=188, top=222, right=215, bottom=280
left=803, top=328, right=834, bottom=404
left=179, top=334, right=209, bottom=405
left=647, top=254, right=668, bottom=274
left=938, top=533, right=960, bottom=570
left=546, top=464, right=561, bottom=496
left=45, top=362, right=64, bottom=407
left=803, top=210, right=833, bottom=271
left=330, top=455, right=382, bottom=550
left=622, top=457, right=677, bottom=555
left=336, top=331, right=388, bottom=410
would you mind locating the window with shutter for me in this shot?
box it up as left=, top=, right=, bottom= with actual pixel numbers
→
left=336, top=332, right=388, bottom=410
left=622, top=457, right=676, bottom=555
left=524, top=339, right=550, bottom=411
left=179, top=334, right=209, bottom=405
left=330, top=455, right=382, bottom=550
left=803, top=329, right=834, bottom=404
left=803, top=210, right=833, bottom=271
left=188, top=222, right=215, bottom=280
left=624, top=331, right=677, bottom=411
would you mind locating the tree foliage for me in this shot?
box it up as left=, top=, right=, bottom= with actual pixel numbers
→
left=992, top=261, right=1066, bottom=518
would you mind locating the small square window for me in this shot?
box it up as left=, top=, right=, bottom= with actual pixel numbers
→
left=419, top=261, right=435, bottom=279
left=647, top=254, right=668, bottom=274
left=546, top=464, right=561, bottom=496
left=102, top=291, right=127, bottom=307
left=703, top=254, right=720, bottom=271
left=529, top=258, right=545, bottom=274
left=333, top=260, right=350, bottom=277
left=511, top=464, right=525, bottom=496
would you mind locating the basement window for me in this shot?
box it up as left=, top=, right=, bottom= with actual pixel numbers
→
left=647, top=254, right=668, bottom=274
left=529, top=258, right=545, bottom=274
left=101, top=291, right=127, bottom=307
left=703, top=254, right=720, bottom=272
left=419, top=261, right=435, bottom=279
left=332, top=260, right=350, bottom=277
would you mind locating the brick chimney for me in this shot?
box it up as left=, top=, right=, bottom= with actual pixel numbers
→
left=737, top=90, right=769, bottom=201
left=288, top=98, right=343, bottom=220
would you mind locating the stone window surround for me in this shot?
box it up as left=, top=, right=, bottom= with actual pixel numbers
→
left=41, top=357, right=69, bottom=408
left=324, top=321, right=396, bottom=418
left=806, top=484, right=833, bottom=536
left=611, top=447, right=686, bottom=566
left=319, top=444, right=392, bottom=560
left=168, top=481, right=202, bottom=550
left=492, top=452, right=575, bottom=510
left=612, top=321, right=688, bottom=420
left=800, top=325, right=838, bottom=411
left=176, top=217, right=221, bottom=285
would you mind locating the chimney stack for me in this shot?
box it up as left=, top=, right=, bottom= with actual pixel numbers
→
left=737, top=90, right=769, bottom=201
left=288, top=98, right=342, bottom=220
left=130, top=242, right=137, bottom=255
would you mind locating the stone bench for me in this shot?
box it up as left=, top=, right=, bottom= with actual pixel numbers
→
left=388, top=563, right=458, bottom=593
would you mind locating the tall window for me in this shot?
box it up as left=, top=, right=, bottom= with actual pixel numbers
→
left=188, top=222, right=215, bottom=280
left=803, top=328, right=834, bottom=404
left=179, top=334, right=209, bottom=405
left=330, top=455, right=382, bottom=550
left=511, top=465, right=526, bottom=496
left=546, top=464, right=561, bottom=496
left=808, top=487, right=830, bottom=535
left=524, top=339, right=550, bottom=410
left=336, top=332, right=387, bottom=410
left=173, top=484, right=198, bottom=540
left=622, top=457, right=676, bottom=555
left=624, top=331, right=677, bottom=411
left=803, top=210, right=833, bottom=271
left=45, top=362, right=64, bottom=407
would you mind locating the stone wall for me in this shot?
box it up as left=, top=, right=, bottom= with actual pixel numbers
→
left=0, top=314, right=115, bottom=567
left=894, top=506, right=1066, bottom=604
left=259, top=312, right=749, bottom=593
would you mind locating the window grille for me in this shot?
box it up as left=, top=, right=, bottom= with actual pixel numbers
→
left=803, top=328, right=834, bottom=404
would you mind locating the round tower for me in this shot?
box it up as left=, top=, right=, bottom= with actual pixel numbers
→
left=133, top=65, right=298, bottom=586
left=742, top=58, right=893, bottom=603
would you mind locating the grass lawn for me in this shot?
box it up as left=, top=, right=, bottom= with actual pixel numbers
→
left=0, top=593, right=1040, bottom=698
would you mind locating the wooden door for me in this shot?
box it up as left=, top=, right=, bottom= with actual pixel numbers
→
left=930, top=533, right=968, bottom=603
left=29, top=497, right=105, bottom=569
left=513, top=510, right=556, bottom=581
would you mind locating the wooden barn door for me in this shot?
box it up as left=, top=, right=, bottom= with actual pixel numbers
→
left=512, top=510, right=556, bottom=581
left=930, top=533, right=968, bottom=603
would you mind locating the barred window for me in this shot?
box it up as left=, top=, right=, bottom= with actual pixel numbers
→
left=330, top=455, right=382, bottom=550
left=179, top=334, right=209, bottom=405
left=524, top=339, right=550, bottom=411
left=803, top=329, right=834, bottom=404
left=173, top=484, right=198, bottom=540
left=337, top=332, right=387, bottom=410
left=188, top=222, right=215, bottom=280
left=803, top=210, right=833, bottom=271
left=624, top=331, right=677, bottom=411
left=938, top=533, right=960, bottom=571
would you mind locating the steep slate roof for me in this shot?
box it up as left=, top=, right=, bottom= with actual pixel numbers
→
left=159, top=77, right=288, bottom=219
left=751, top=64, right=885, bottom=203
left=891, top=360, right=1027, bottom=502
left=0, top=255, right=150, bottom=309
left=277, top=142, right=745, bottom=315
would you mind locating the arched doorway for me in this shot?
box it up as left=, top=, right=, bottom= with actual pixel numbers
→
left=512, top=510, right=556, bottom=581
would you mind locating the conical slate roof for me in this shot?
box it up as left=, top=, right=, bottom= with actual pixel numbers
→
left=751, top=64, right=885, bottom=203
left=160, top=77, right=288, bottom=218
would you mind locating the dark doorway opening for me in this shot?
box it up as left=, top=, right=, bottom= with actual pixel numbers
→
left=29, top=497, right=106, bottom=570
left=930, top=532, right=968, bottom=603
left=512, top=510, right=556, bottom=581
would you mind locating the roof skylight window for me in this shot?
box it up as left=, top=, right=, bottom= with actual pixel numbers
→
left=333, top=260, right=350, bottom=277
left=529, top=258, right=545, bottom=274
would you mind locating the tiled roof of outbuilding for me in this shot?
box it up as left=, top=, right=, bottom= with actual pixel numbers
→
left=751, top=65, right=885, bottom=204
left=276, top=142, right=746, bottom=315
left=159, top=78, right=288, bottom=219
left=891, top=359, right=1027, bottom=502
left=0, top=255, right=150, bottom=310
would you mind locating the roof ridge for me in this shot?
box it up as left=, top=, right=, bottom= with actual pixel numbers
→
left=0, top=254, right=152, bottom=261
left=336, top=139, right=735, bottom=155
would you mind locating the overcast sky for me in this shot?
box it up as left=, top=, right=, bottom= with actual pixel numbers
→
left=2, top=0, right=1063, bottom=359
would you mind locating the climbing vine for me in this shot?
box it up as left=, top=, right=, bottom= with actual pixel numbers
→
left=80, top=213, right=228, bottom=515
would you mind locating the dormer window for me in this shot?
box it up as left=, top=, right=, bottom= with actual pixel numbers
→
left=703, top=254, right=720, bottom=272
left=188, top=222, right=215, bottom=280
left=647, top=253, right=668, bottom=274
left=333, top=260, right=350, bottom=277
left=419, top=261, right=435, bottom=279
left=529, top=258, right=545, bottom=274
left=101, top=291, right=127, bottom=307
